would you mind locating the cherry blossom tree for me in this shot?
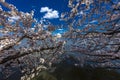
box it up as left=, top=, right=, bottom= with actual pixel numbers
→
left=61, top=0, right=120, bottom=69
left=0, top=0, right=64, bottom=79
left=0, top=0, right=120, bottom=80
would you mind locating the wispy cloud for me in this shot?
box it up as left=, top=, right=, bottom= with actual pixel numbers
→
left=8, top=16, right=20, bottom=23
left=89, top=20, right=98, bottom=24
left=40, top=7, right=59, bottom=19
left=40, top=7, right=52, bottom=12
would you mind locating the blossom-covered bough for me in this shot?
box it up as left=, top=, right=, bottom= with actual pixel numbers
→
left=62, top=0, right=120, bottom=69
left=0, top=0, right=120, bottom=80
left=0, top=0, right=64, bottom=79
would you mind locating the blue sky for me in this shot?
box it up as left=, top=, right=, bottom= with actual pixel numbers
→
left=4, top=0, right=119, bottom=25
left=5, top=0, right=69, bottom=25
left=1, top=0, right=70, bottom=35
left=2, top=0, right=120, bottom=35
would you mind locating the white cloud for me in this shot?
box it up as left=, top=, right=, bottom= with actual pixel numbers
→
left=56, top=33, right=62, bottom=38
left=9, top=16, right=20, bottom=20
left=40, top=7, right=52, bottom=12
left=89, top=20, right=98, bottom=24
left=43, top=10, right=59, bottom=19
left=8, top=16, right=20, bottom=23
left=80, top=11, right=84, bottom=15
left=40, top=7, right=59, bottom=19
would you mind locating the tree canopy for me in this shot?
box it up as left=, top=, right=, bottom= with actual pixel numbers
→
left=0, top=0, right=120, bottom=79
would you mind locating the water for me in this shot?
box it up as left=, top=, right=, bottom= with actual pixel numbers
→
left=32, top=60, right=120, bottom=80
